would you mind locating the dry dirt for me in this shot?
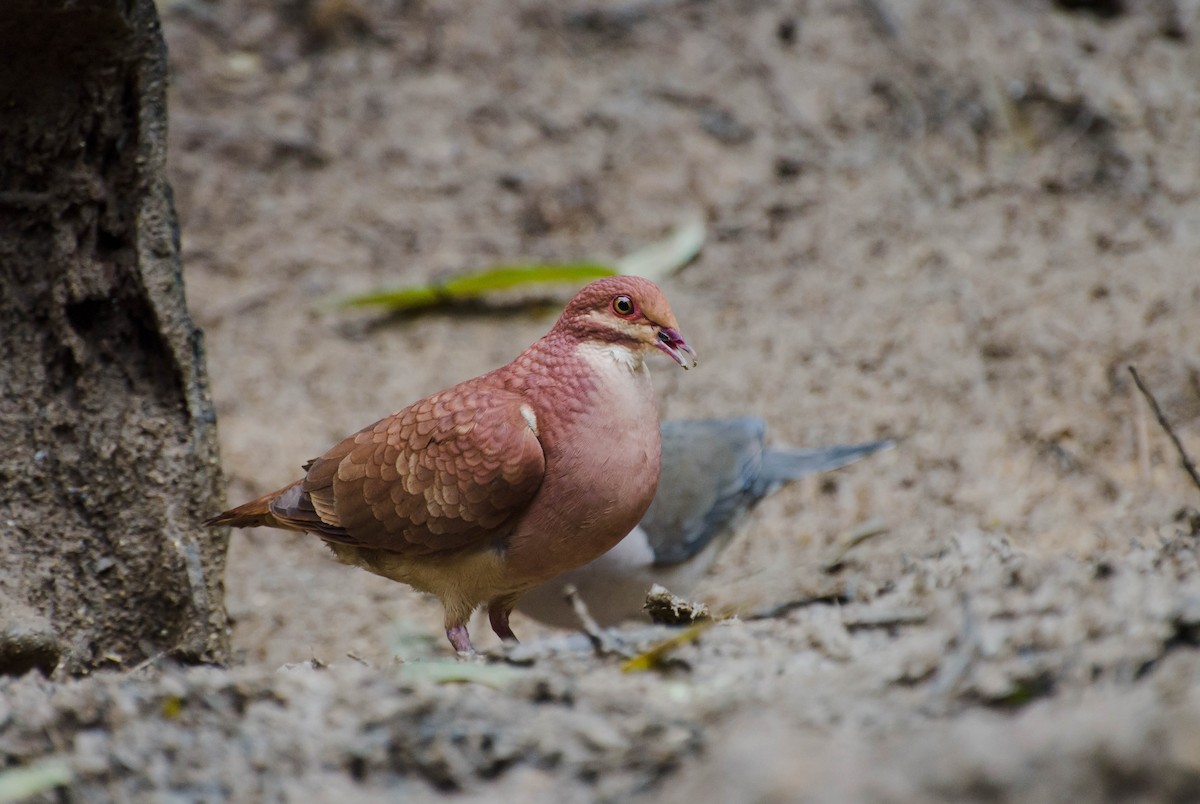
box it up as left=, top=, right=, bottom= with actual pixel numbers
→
left=4, top=0, right=1200, bottom=801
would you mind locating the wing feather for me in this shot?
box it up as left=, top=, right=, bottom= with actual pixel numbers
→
left=290, top=384, right=545, bottom=555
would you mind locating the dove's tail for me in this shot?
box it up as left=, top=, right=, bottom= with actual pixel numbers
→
left=204, top=481, right=302, bottom=529
left=754, top=439, right=894, bottom=494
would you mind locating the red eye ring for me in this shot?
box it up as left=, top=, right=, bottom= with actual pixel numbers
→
left=612, top=295, right=636, bottom=317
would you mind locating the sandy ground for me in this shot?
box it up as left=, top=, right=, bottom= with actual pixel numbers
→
left=4, top=0, right=1200, bottom=800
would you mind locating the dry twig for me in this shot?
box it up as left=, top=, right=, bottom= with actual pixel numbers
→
left=563, top=584, right=632, bottom=658
left=1128, top=365, right=1200, bottom=494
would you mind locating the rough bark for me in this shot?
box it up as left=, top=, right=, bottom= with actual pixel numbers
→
left=0, top=0, right=229, bottom=675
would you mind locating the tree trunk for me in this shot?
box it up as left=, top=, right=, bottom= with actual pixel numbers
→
left=0, top=0, right=230, bottom=675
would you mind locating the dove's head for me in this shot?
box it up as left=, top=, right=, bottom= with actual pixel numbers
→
left=557, top=276, right=697, bottom=369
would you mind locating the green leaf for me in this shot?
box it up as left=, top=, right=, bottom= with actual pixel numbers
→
left=329, top=216, right=707, bottom=315
left=0, top=760, right=74, bottom=803
left=336, top=262, right=617, bottom=312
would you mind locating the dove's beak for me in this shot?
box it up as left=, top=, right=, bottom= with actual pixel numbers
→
left=655, top=327, right=697, bottom=369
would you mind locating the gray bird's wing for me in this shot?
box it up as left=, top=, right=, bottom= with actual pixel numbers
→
left=641, top=418, right=766, bottom=566
left=643, top=418, right=893, bottom=567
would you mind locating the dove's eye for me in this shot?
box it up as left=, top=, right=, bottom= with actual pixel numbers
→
left=612, top=295, right=636, bottom=317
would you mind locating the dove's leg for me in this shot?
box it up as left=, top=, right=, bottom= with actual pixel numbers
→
left=446, top=624, right=475, bottom=654
left=488, top=601, right=519, bottom=643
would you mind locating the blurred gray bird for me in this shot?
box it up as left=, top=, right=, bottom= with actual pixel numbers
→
left=515, top=417, right=892, bottom=628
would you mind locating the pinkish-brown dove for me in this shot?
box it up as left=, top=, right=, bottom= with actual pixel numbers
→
left=205, top=276, right=695, bottom=654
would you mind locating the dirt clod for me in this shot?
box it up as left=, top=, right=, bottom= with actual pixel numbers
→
left=644, top=585, right=711, bottom=626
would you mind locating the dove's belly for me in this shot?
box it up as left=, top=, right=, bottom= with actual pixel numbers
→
left=326, top=540, right=511, bottom=627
